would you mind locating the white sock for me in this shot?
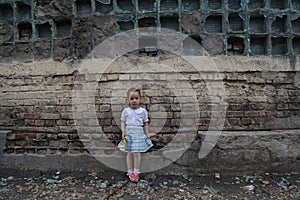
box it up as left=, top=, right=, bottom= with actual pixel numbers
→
left=127, top=169, right=133, bottom=175
left=134, top=168, right=140, bottom=174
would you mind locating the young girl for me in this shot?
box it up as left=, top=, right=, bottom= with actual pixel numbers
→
left=120, top=88, right=155, bottom=182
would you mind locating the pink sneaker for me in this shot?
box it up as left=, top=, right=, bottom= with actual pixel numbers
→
left=132, top=173, right=139, bottom=182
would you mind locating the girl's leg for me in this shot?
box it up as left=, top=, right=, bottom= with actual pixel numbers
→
left=133, top=152, right=141, bottom=174
left=126, top=153, right=134, bottom=174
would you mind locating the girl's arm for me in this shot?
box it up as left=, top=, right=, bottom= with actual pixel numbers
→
left=144, top=122, right=156, bottom=138
left=121, top=121, right=126, bottom=139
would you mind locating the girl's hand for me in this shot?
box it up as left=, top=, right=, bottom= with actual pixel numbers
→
left=122, top=132, right=126, bottom=139
left=147, top=132, right=156, bottom=138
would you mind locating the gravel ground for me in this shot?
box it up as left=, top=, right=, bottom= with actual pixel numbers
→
left=0, top=168, right=299, bottom=200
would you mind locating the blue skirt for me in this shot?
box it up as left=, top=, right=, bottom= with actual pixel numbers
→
left=125, top=125, right=153, bottom=152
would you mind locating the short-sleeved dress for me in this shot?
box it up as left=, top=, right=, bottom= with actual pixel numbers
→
left=121, top=107, right=153, bottom=152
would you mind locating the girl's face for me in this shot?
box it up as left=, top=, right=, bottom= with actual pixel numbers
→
left=128, top=91, right=141, bottom=109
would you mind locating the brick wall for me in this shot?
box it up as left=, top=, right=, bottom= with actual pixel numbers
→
left=1, top=57, right=299, bottom=155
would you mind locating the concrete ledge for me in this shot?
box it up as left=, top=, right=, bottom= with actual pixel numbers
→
left=0, top=130, right=299, bottom=174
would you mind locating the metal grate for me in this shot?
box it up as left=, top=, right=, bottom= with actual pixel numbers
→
left=18, top=22, right=32, bottom=40
left=227, top=37, right=244, bottom=55
left=54, top=20, right=72, bottom=38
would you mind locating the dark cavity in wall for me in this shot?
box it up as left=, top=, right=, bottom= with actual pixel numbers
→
left=160, top=15, right=179, bottom=31
left=18, top=22, right=32, bottom=40
left=36, top=23, right=52, bottom=39
left=249, top=15, right=266, bottom=33
left=228, top=0, right=241, bottom=10
left=95, top=1, right=113, bottom=14
left=139, top=0, right=156, bottom=12
left=205, top=15, right=223, bottom=33
left=208, top=0, right=223, bottom=10
left=248, top=0, right=265, bottom=9
left=228, top=13, right=244, bottom=32
left=227, top=37, right=244, bottom=55
left=272, top=37, right=288, bottom=55
left=291, top=17, right=300, bottom=33
left=292, top=0, right=300, bottom=10
left=160, top=0, right=178, bottom=11
left=139, top=17, right=156, bottom=28
left=16, top=2, right=31, bottom=20
left=271, top=16, right=287, bottom=33
left=0, top=3, right=13, bottom=21
left=182, top=0, right=200, bottom=11
left=293, top=37, right=300, bottom=54
left=76, top=0, right=92, bottom=16
left=117, top=21, right=134, bottom=32
left=54, top=19, right=71, bottom=38
left=117, top=0, right=134, bottom=12
left=183, top=35, right=202, bottom=55
left=270, top=0, right=288, bottom=10
left=250, top=36, right=267, bottom=55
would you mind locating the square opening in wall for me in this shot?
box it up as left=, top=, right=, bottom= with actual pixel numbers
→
left=271, top=37, right=287, bottom=55
left=250, top=36, right=267, bottom=55
left=292, top=17, right=300, bottom=33
left=271, top=16, right=287, bottom=33
left=139, top=36, right=157, bottom=56
left=292, top=37, right=300, bottom=54
left=183, top=35, right=203, bottom=55
left=16, top=2, right=31, bottom=20
left=138, top=17, right=156, bottom=28
left=248, top=0, right=264, bottom=9
left=36, top=23, right=52, bottom=39
left=95, top=1, right=113, bottom=14
left=249, top=15, right=266, bottom=33
left=117, top=0, right=134, bottom=12
left=228, top=13, right=244, bottom=32
left=76, top=0, right=92, bottom=16
left=54, top=20, right=71, bottom=38
left=205, top=15, right=223, bottom=33
left=228, top=0, right=241, bottom=10
left=160, top=0, right=178, bottom=11
left=160, top=15, right=179, bottom=31
left=227, top=37, right=244, bottom=55
left=0, top=4, right=13, bottom=21
left=270, top=0, right=288, bottom=10
left=138, top=0, right=156, bottom=12
left=208, top=0, right=223, bottom=10
left=117, top=21, right=134, bottom=32
left=18, top=22, right=32, bottom=40
left=182, top=0, right=200, bottom=11
left=292, top=0, right=300, bottom=10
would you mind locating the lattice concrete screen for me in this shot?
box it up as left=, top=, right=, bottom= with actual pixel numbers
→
left=0, top=0, right=299, bottom=62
